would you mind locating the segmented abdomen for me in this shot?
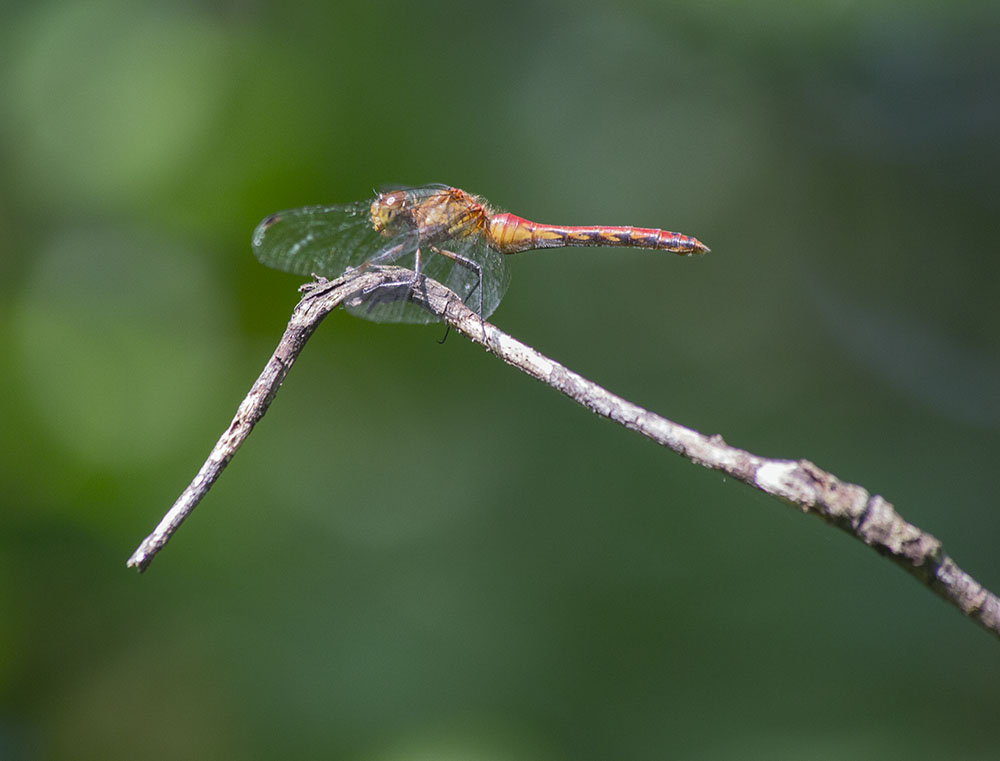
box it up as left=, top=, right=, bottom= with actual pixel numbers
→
left=487, top=213, right=709, bottom=256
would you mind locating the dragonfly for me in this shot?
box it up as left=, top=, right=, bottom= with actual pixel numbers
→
left=252, top=184, right=709, bottom=324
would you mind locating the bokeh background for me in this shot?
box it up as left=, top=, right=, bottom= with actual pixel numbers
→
left=2, top=1, right=998, bottom=758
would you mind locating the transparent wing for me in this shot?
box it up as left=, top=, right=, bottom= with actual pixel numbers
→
left=347, top=232, right=511, bottom=325
left=431, top=233, right=511, bottom=322
left=253, top=191, right=512, bottom=325
left=251, top=200, right=381, bottom=277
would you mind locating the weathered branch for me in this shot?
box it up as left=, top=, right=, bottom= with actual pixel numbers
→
left=126, top=271, right=364, bottom=572
left=127, top=267, right=1000, bottom=641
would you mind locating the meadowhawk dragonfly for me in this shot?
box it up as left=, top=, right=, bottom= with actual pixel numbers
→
left=252, top=185, right=709, bottom=324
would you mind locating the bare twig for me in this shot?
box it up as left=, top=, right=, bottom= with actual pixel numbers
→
left=128, top=268, right=1000, bottom=642
left=127, top=271, right=364, bottom=571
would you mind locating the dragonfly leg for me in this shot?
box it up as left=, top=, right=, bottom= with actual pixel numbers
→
left=360, top=246, right=423, bottom=313
left=432, top=246, right=485, bottom=338
left=351, top=240, right=408, bottom=274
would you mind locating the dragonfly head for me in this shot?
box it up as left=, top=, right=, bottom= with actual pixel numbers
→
left=370, top=191, right=408, bottom=237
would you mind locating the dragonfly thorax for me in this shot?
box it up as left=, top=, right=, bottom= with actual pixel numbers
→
left=370, top=187, right=491, bottom=244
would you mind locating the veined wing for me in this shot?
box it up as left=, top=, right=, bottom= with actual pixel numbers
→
left=251, top=200, right=383, bottom=277
left=252, top=191, right=511, bottom=325
left=346, top=230, right=511, bottom=325
left=430, top=231, right=511, bottom=322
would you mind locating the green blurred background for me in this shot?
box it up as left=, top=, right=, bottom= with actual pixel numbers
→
left=2, top=0, right=998, bottom=758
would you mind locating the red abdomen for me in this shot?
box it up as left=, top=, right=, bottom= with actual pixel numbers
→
left=487, top=212, right=709, bottom=256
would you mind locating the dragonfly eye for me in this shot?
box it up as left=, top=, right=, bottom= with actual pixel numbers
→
left=370, top=192, right=407, bottom=235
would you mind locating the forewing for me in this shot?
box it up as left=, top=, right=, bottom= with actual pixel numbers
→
left=253, top=188, right=512, bottom=325
left=343, top=228, right=431, bottom=324
left=251, top=200, right=380, bottom=277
